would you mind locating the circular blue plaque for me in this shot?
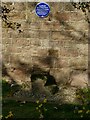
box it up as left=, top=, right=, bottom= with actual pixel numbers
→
left=35, top=2, right=50, bottom=18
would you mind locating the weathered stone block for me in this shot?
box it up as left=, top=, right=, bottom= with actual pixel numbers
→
left=68, top=56, right=88, bottom=70
left=40, top=39, right=50, bottom=48
left=30, top=38, right=41, bottom=47
left=50, top=68, right=72, bottom=85
left=70, top=73, right=88, bottom=88
left=69, top=21, right=88, bottom=31
left=55, top=57, right=70, bottom=68
left=13, top=2, right=26, bottom=11
left=51, top=31, right=67, bottom=41
left=39, top=31, right=50, bottom=39
left=9, top=11, right=26, bottom=21
left=29, top=22, right=41, bottom=30
left=23, top=30, right=39, bottom=38
left=52, top=21, right=64, bottom=31
left=2, top=29, right=11, bottom=38
left=11, top=38, right=30, bottom=47
left=9, top=30, right=23, bottom=38
left=54, top=11, right=70, bottom=22
left=69, top=11, right=86, bottom=21
left=41, top=22, right=53, bottom=31
left=30, top=48, right=48, bottom=57
left=2, top=38, right=12, bottom=44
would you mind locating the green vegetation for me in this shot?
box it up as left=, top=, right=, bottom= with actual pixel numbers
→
left=2, top=100, right=85, bottom=119
left=36, top=99, right=48, bottom=119
left=2, top=79, right=90, bottom=119
left=2, top=80, right=20, bottom=98
left=1, top=4, right=22, bottom=32
left=74, top=87, right=90, bottom=118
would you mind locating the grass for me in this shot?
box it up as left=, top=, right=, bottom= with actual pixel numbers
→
left=2, top=99, right=81, bottom=119
left=2, top=80, right=20, bottom=98
left=2, top=79, right=90, bottom=119
left=2, top=100, right=39, bottom=119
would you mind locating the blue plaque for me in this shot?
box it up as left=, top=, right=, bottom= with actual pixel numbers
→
left=35, top=2, right=50, bottom=18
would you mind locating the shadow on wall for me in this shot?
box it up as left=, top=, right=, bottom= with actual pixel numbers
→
left=2, top=63, right=16, bottom=84
left=2, top=61, right=59, bottom=96
left=39, top=49, right=58, bottom=68
left=47, top=9, right=88, bottom=44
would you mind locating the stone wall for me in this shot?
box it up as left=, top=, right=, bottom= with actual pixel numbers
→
left=2, top=2, right=89, bottom=102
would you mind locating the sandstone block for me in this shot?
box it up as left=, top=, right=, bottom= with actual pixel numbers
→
left=68, top=56, right=88, bottom=70
left=50, top=68, right=71, bottom=85
left=23, top=30, right=39, bottom=38
left=54, top=12, right=70, bottom=22
left=41, top=22, right=53, bottom=31
left=51, top=31, right=67, bottom=41
left=11, top=38, right=30, bottom=47
left=13, top=2, right=26, bottom=11
left=69, top=11, right=86, bottom=21
left=70, top=73, right=88, bottom=88
left=39, top=31, right=50, bottom=39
